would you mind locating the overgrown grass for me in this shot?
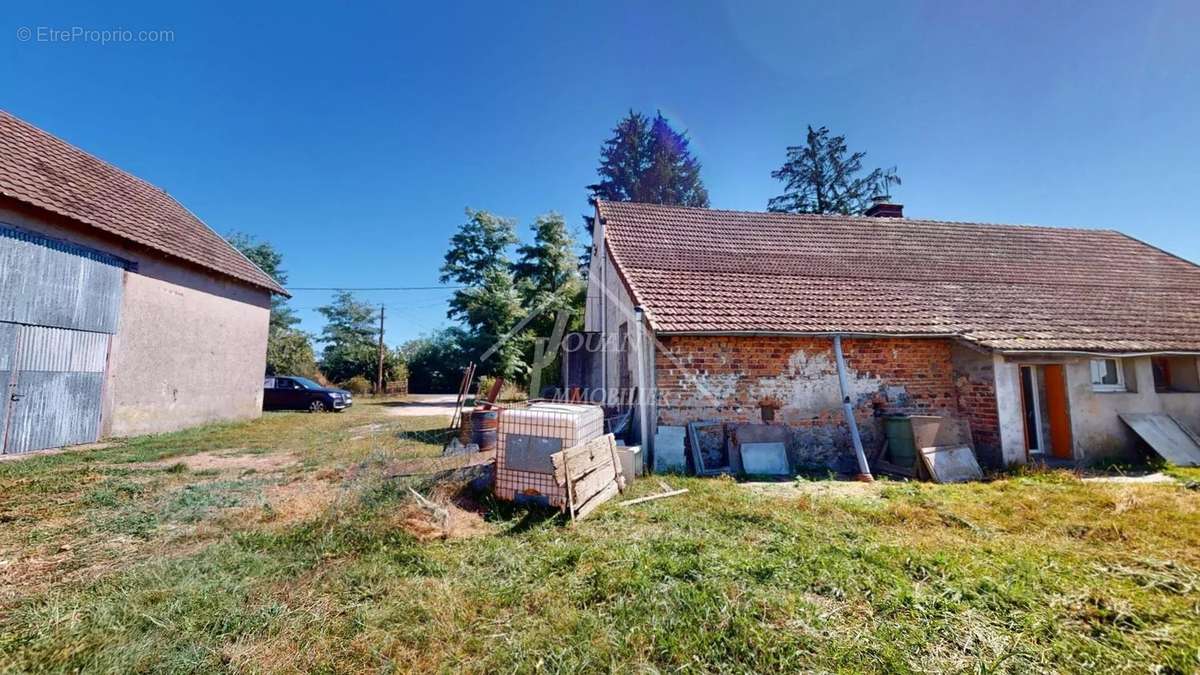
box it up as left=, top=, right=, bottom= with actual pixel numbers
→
left=1, top=401, right=1198, bottom=673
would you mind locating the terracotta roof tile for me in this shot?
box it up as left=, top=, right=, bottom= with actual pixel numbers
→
left=597, top=201, right=1200, bottom=352
left=0, top=110, right=286, bottom=295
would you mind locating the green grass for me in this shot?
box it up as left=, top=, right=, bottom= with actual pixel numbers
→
left=1, top=400, right=1198, bottom=673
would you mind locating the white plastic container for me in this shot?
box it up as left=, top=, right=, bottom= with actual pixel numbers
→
left=495, top=402, right=605, bottom=507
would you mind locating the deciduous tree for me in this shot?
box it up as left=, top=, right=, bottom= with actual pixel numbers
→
left=316, top=291, right=402, bottom=385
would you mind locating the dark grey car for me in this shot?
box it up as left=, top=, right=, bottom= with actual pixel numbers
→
left=263, top=376, right=353, bottom=412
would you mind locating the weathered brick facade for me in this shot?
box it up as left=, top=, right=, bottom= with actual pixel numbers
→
left=654, top=335, right=1000, bottom=471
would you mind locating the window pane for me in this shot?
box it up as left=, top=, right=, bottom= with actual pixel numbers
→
left=1102, top=360, right=1119, bottom=385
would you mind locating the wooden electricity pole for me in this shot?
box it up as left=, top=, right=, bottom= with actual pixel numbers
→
left=375, top=305, right=385, bottom=395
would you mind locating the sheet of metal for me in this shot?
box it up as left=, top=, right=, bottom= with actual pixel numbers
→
left=2, top=324, right=109, bottom=454
left=1120, top=413, right=1200, bottom=467
left=0, top=322, right=18, bottom=451
left=0, top=225, right=126, bottom=334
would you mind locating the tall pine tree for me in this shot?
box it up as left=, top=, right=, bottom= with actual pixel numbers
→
left=587, top=110, right=710, bottom=208
left=767, top=126, right=900, bottom=215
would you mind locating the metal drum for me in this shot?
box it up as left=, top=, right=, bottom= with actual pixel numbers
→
left=471, top=409, right=499, bottom=453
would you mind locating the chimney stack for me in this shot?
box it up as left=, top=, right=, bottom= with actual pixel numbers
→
left=864, top=195, right=903, bottom=218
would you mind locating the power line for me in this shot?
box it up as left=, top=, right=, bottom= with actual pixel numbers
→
left=288, top=286, right=464, bottom=291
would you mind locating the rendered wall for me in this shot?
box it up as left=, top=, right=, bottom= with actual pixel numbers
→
left=992, top=354, right=1200, bottom=464
left=1061, top=356, right=1200, bottom=462
left=0, top=202, right=271, bottom=438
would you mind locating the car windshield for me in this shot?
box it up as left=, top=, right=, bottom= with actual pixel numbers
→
left=290, top=377, right=322, bottom=390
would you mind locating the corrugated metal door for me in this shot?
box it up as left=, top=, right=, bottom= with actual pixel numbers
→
left=0, top=323, right=18, bottom=445
left=0, top=225, right=126, bottom=333
left=0, top=224, right=126, bottom=455
left=1, top=325, right=110, bottom=454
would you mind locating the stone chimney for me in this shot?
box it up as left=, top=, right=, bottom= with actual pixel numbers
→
left=864, top=195, right=903, bottom=218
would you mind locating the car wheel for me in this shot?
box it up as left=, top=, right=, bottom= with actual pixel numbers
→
left=309, top=399, right=327, bottom=413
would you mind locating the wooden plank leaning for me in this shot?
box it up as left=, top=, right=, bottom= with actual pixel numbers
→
left=550, top=433, right=625, bottom=521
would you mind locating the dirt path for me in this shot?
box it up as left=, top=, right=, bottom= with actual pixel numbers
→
left=382, top=394, right=465, bottom=418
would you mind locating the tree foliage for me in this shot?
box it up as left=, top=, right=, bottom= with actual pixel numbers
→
left=315, top=291, right=403, bottom=386
left=402, top=328, right=473, bottom=393
left=265, top=330, right=318, bottom=378
left=440, top=208, right=519, bottom=288
left=588, top=110, right=710, bottom=208
left=767, top=126, right=900, bottom=215
left=441, top=208, right=520, bottom=324
left=513, top=213, right=583, bottom=310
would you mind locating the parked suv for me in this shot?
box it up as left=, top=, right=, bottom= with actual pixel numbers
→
left=263, top=376, right=353, bottom=412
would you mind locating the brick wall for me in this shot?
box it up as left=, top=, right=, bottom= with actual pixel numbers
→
left=949, top=343, right=1001, bottom=464
left=654, top=335, right=999, bottom=470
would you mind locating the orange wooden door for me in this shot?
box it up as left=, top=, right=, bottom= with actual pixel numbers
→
left=1043, top=364, right=1073, bottom=459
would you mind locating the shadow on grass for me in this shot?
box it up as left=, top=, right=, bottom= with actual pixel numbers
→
left=475, top=491, right=563, bottom=534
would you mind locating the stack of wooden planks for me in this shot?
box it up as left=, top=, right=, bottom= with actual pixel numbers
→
left=551, top=433, right=626, bottom=521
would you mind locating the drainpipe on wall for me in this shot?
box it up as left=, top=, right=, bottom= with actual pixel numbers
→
left=595, top=211, right=608, bottom=404
left=833, top=334, right=874, bottom=482
left=634, top=306, right=650, bottom=456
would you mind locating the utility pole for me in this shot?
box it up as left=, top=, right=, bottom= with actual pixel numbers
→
left=375, top=304, right=385, bottom=396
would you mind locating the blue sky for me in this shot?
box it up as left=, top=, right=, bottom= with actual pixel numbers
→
left=3, top=1, right=1198, bottom=345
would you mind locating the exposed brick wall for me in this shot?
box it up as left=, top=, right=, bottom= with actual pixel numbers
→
left=950, top=343, right=1001, bottom=464
left=654, top=335, right=999, bottom=471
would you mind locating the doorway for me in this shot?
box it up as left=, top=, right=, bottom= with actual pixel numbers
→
left=1042, top=364, right=1073, bottom=459
left=0, top=323, right=109, bottom=454
left=1019, top=364, right=1073, bottom=460
left=1019, top=365, right=1045, bottom=454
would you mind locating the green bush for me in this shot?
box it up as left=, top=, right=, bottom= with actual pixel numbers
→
left=340, top=375, right=371, bottom=396
left=476, top=375, right=527, bottom=403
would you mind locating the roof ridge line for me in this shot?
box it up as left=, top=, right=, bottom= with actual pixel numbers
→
left=596, top=199, right=1119, bottom=235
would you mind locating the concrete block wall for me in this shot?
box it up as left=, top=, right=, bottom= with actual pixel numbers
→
left=654, top=335, right=998, bottom=471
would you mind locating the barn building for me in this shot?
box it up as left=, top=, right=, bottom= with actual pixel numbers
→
left=0, top=111, right=286, bottom=455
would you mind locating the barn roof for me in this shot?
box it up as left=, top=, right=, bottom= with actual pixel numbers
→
left=0, top=110, right=286, bottom=295
left=596, top=200, right=1200, bottom=352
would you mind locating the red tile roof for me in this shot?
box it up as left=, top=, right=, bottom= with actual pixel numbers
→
left=0, top=111, right=286, bottom=295
left=597, top=200, right=1200, bottom=352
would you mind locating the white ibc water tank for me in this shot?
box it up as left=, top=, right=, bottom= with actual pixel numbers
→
left=495, top=402, right=605, bottom=507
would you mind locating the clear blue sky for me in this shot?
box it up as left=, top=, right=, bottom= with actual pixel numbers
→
left=4, top=1, right=1198, bottom=345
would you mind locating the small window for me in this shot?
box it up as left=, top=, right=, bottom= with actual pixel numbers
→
left=1090, top=358, right=1126, bottom=392
left=1152, top=357, right=1171, bottom=392
left=264, top=377, right=276, bottom=388
left=1153, top=356, right=1200, bottom=392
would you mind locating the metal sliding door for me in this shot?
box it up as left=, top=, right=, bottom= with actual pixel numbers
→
left=0, top=224, right=125, bottom=455
left=1, top=325, right=110, bottom=454
left=0, top=322, right=17, bottom=448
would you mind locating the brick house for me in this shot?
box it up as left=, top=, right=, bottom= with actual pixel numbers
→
left=579, top=199, right=1200, bottom=470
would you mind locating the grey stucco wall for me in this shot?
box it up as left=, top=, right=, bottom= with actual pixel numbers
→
left=1063, top=356, right=1200, bottom=462
left=0, top=202, right=271, bottom=438
left=994, top=353, right=1200, bottom=464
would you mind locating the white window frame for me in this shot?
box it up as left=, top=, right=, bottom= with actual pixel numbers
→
left=1090, top=358, right=1126, bottom=392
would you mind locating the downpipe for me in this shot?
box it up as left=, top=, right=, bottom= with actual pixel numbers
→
left=833, top=335, right=874, bottom=482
